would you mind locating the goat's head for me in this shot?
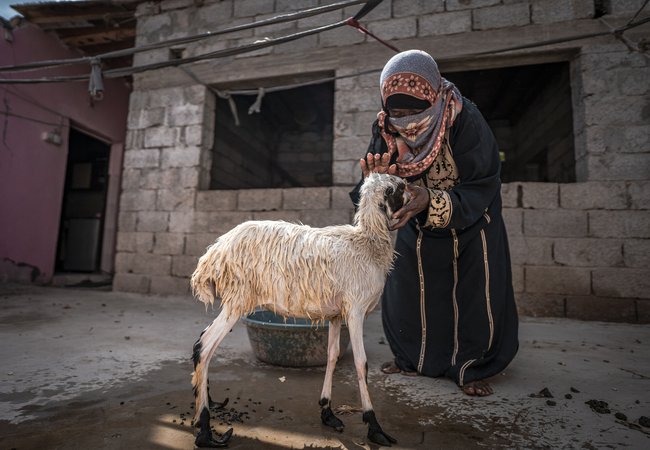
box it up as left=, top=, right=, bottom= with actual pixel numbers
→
left=361, top=173, right=409, bottom=220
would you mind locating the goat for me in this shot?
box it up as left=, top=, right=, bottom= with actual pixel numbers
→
left=190, top=173, right=407, bottom=447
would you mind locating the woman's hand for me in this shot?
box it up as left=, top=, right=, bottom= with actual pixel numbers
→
left=390, top=184, right=430, bottom=230
left=360, top=152, right=397, bottom=178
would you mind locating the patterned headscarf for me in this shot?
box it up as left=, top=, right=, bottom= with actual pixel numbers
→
left=377, top=50, right=463, bottom=178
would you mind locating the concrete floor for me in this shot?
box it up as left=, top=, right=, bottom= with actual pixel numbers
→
left=0, top=283, right=648, bottom=449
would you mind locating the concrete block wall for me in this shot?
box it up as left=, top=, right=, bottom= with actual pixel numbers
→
left=502, top=182, right=650, bottom=322
left=115, top=0, right=650, bottom=322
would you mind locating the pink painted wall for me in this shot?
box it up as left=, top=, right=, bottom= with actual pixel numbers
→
left=0, top=22, right=130, bottom=282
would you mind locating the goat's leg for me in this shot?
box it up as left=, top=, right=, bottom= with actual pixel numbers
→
left=191, top=309, right=239, bottom=448
left=319, top=317, right=344, bottom=431
left=347, top=312, right=397, bottom=447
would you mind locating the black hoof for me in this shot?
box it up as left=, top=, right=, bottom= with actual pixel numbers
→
left=368, top=429, right=397, bottom=446
left=195, top=427, right=233, bottom=448
left=363, top=410, right=396, bottom=446
left=321, top=407, right=345, bottom=432
left=209, top=397, right=229, bottom=410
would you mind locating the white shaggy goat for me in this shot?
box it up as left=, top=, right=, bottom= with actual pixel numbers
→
left=190, top=173, right=407, bottom=447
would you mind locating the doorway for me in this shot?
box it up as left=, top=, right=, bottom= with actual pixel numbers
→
left=56, top=128, right=110, bottom=273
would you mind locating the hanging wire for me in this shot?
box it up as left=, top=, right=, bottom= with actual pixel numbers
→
left=0, top=0, right=366, bottom=73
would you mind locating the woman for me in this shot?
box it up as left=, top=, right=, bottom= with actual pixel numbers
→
left=351, top=50, right=519, bottom=396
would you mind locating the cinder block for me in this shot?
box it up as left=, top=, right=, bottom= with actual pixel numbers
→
left=128, top=107, right=165, bottom=130
left=166, top=104, right=204, bottom=127
left=585, top=153, right=650, bottom=181
left=120, top=189, right=156, bottom=211
left=560, top=182, right=628, bottom=209
left=531, top=0, right=594, bottom=24
left=628, top=181, right=650, bottom=210
left=153, top=233, right=185, bottom=255
left=170, top=211, right=195, bottom=233
left=137, top=211, right=169, bottom=232
left=525, top=266, right=591, bottom=295
left=367, top=17, right=417, bottom=40
left=150, top=275, right=190, bottom=295
left=124, top=149, right=160, bottom=169
left=300, top=209, right=353, bottom=228
left=275, top=0, right=317, bottom=13
left=445, top=0, right=500, bottom=11
left=508, top=236, right=554, bottom=265
left=501, top=183, right=520, bottom=208
left=113, top=273, right=151, bottom=293
left=141, top=167, right=200, bottom=189
left=114, top=252, right=135, bottom=273
left=161, top=146, right=202, bottom=168
left=144, top=126, right=179, bottom=148
left=565, top=296, right=637, bottom=322
left=418, top=11, right=472, bottom=36
left=196, top=190, right=238, bottom=211
left=592, top=268, right=650, bottom=299
left=392, top=0, right=444, bottom=17
left=195, top=1, right=233, bottom=26
left=234, top=0, right=273, bottom=17
left=251, top=210, right=301, bottom=222
left=118, top=212, right=138, bottom=232
left=344, top=0, right=391, bottom=20
left=125, top=129, right=143, bottom=151
left=203, top=211, right=253, bottom=234
left=121, top=169, right=142, bottom=190
left=238, top=189, right=282, bottom=211
left=516, top=293, right=565, bottom=318
left=553, top=238, right=623, bottom=267
left=318, top=27, right=364, bottom=47
left=589, top=210, right=650, bottom=238
left=623, top=239, right=650, bottom=268
left=333, top=135, right=371, bottom=161
left=336, top=86, right=381, bottom=112
left=333, top=160, right=361, bottom=186
left=521, top=183, right=558, bottom=209
left=524, top=209, right=588, bottom=237
left=172, top=255, right=199, bottom=277
left=331, top=186, right=356, bottom=209
left=183, top=125, right=205, bottom=147
left=156, top=188, right=196, bottom=211
left=136, top=14, right=172, bottom=45
left=502, top=208, right=523, bottom=235
left=132, top=253, right=172, bottom=275
left=185, top=233, right=218, bottom=256
left=472, top=3, right=530, bottom=30
left=283, top=187, right=331, bottom=210
left=117, top=232, right=154, bottom=253
left=511, top=264, right=524, bottom=293
left=605, top=0, right=649, bottom=17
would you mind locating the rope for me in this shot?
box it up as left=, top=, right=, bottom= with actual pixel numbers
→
left=345, top=18, right=400, bottom=52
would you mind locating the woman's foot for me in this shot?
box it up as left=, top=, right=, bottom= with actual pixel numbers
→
left=461, top=380, right=493, bottom=396
left=380, top=360, right=417, bottom=376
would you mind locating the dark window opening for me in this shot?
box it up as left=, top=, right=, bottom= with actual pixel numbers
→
left=445, top=62, right=575, bottom=183
left=210, top=79, right=334, bottom=189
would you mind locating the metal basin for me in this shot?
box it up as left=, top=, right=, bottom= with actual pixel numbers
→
left=242, top=310, right=350, bottom=367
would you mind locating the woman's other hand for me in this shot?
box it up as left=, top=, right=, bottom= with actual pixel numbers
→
left=390, top=184, right=430, bottom=230
left=360, top=152, right=397, bottom=178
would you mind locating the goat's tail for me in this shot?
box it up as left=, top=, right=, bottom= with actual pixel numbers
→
left=190, top=240, right=222, bottom=307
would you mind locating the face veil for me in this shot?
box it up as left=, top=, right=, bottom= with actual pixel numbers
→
left=376, top=50, right=464, bottom=178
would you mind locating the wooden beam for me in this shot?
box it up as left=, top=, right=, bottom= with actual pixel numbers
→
left=60, top=28, right=135, bottom=47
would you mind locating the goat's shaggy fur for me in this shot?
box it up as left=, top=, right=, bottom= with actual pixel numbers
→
left=190, top=173, right=406, bottom=447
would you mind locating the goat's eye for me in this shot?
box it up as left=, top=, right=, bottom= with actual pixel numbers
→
left=384, top=187, right=394, bottom=199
